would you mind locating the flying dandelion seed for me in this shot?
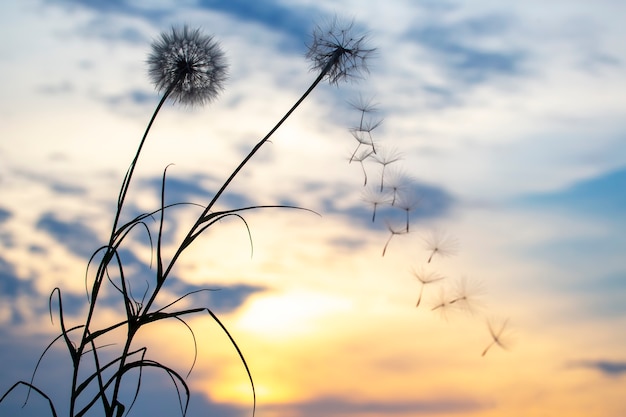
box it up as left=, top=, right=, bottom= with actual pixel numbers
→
left=431, top=287, right=451, bottom=320
left=349, top=119, right=382, bottom=160
left=382, top=221, right=408, bottom=257
left=482, top=317, right=512, bottom=356
left=422, top=229, right=459, bottom=263
left=395, top=189, right=421, bottom=232
left=382, top=167, right=413, bottom=205
left=348, top=95, right=382, bottom=153
left=412, top=268, right=444, bottom=308
left=348, top=94, right=380, bottom=116
left=362, top=186, right=392, bottom=222
left=372, top=146, right=402, bottom=192
left=349, top=148, right=374, bottom=185
left=448, top=276, right=485, bottom=314
left=148, top=25, right=228, bottom=106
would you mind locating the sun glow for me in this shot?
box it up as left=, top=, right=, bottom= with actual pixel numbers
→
left=235, top=290, right=352, bottom=337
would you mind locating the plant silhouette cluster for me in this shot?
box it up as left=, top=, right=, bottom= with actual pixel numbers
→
left=1, top=16, right=510, bottom=417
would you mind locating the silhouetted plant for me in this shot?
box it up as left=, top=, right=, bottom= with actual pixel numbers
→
left=2, top=13, right=512, bottom=417
left=1, top=18, right=377, bottom=417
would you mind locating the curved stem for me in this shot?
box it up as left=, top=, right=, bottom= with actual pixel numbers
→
left=70, top=85, right=176, bottom=417
left=112, top=83, right=177, bottom=236
left=142, top=56, right=339, bottom=315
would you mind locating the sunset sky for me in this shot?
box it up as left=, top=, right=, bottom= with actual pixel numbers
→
left=1, top=1, right=625, bottom=416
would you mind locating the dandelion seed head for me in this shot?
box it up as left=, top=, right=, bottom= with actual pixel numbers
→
left=306, top=17, right=376, bottom=85
left=148, top=25, right=228, bottom=107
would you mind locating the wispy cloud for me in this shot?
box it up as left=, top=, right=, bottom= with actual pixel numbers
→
left=261, top=395, right=484, bottom=416
left=36, top=212, right=100, bottom=259
left=569, top=360, right=626, bottom=377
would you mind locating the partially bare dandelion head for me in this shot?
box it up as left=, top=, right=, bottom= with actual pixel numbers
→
left=422, top=228, right=459, bottom=263
left=306, top=17, right=376, bottom=85
left=148, top=25, right=228, bottom=107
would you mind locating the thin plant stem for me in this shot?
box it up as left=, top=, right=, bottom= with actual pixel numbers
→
left=142, top=50, right=343, bottom=315
left=70, top=82, right=177, bottom=417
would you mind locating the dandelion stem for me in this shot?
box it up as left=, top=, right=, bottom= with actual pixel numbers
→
left=112, top=80, right=178, bottom=236
left=144, top=51, right=342, bottom=315
left=204, top=50, right=341, bottom=215
left=70, top=80, right=179, bottom=417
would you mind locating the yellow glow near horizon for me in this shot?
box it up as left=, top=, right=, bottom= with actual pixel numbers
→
left=234, top=290, right=353, bottom=338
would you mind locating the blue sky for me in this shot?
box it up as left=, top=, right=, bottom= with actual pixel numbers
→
left=1, top=1, right=625, bottom=416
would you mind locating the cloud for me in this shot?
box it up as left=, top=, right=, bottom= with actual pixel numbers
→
left=14, top=169, right=87, bottom=196
left=37, top=81, right=74, bottom=95
left=319, top=179, right=456, bottom=231
left=569, top=360, right=626, bottom=377
left=261, top=395, right=484, bottom=417
left=518, top=166, right=626, bottom=219
left=0, top=257, right=36, bottom=298
left=35, top=212, right=101, bottom=259
left=141, top=174, right=255, bottom=209
left=0, top=257, right=56, bottom=325
left=409, top=14, right=526, bottom=85
left=103, top=89, right=158, bottom=107
left=0, top=208, right=12, bottom=247
left=0, top=207, right=10, bottom=223
left=162, top=277, right=266, bottom=313
left=54, top=0, right=318, bottom=49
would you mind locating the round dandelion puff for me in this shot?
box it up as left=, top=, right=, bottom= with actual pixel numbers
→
left=148, top=25, right=228, bottom=107
left=306, top=16, right=376, bottom=85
